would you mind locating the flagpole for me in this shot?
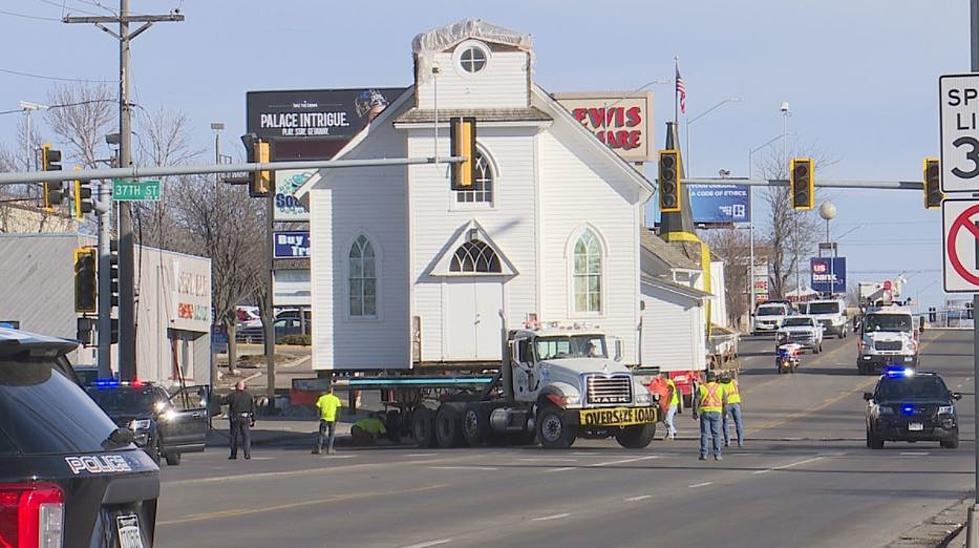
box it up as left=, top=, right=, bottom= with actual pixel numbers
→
left=674, top=56, right=679, bottom=126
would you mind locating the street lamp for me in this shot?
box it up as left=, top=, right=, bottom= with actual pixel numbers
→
left=819, top=201, right=838, bottom=297
left=684, top=96, right=742, bottom=173
left=19, top=101, right=48, bottom=171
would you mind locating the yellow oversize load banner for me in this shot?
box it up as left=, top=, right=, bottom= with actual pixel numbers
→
left=578, top=406, right=659, bottom=428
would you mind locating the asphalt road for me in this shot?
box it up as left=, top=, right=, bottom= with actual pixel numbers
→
left=155, top=329, right=975, bottom=548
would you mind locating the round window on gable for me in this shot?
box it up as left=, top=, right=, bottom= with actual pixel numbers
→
left=459, top=45, right=488, bottom=73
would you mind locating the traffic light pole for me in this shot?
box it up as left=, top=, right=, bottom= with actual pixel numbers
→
left=65, top=2, right=184, bottom=381
left=968, top=3, right=979, bottom=547
left=96, top=180, right=112, bottom=379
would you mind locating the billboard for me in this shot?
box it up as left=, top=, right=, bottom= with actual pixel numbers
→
left=273, top=231, right=311, bottom=259
left=552, top=91, right=655, bottom=162
left=246, top=87, right=407, bottom=142
left=811, top=257, right=846, bottom=294
left=689, top=184, right=751, bottom=225
left=274, top=169, right=317, bottom=221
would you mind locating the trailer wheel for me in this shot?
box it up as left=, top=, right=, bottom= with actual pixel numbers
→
left=411, top=407, right=437, bottom=448
left=386, top=410, right=402, bottom=443
left=537, top=405, right=575, bottom=449
left=462, top=404, right=491, bottom=447
left=435, top=404, right=466, bottom=448
left=614, top=424, right=657, bottom=449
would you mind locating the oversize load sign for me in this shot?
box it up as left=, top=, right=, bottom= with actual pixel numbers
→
left=940, top=74, right=979, bottom=192
left=942, top=199, right=979, bottom=292
left=578, top=406, right=658, bottom=427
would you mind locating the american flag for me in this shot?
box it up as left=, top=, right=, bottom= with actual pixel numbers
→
left=675, top=67, right=686, bottom=114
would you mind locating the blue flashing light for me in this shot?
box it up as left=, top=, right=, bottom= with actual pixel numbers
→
left=884, top=367, right=914, bottom=378
left=93, top=378, right=119, bottom=388
left=901, top=404, right=915, bottom=416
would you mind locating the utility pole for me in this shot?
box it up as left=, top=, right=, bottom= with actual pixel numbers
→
left=64, top=2, right=184, bottom=381
left=968, top=2, right=979, bottom=547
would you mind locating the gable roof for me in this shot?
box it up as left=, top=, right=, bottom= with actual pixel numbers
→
left=640, top=229, right=699, bottom=270
left=531, top=84, right=654, bottom=202
left=641, top=274, right=711, bottom=301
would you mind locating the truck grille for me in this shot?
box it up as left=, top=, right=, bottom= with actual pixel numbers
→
left=585, top=375, right=632, bottom=406
left=874, top=341, right=903, bottom=351
left=787, top=332, right=813, bottom=342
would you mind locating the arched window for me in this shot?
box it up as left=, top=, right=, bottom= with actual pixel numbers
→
left=349, top=235, right=376, bottom=317
left=450, top=240, right=501, bottom=273
left=455, top=151, right=493, bottom=204
left=573, top=230, right=602, bottom=313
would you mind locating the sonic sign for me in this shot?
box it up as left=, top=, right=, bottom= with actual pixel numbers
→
left=554, top=91, right=655, bottom=163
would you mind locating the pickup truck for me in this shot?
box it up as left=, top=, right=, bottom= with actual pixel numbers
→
left=775, top=316, right=824, bottom=353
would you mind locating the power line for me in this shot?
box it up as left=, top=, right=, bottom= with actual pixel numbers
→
left=0, top=7, right=60, bottom=20
left=0, top=66, right=116, bottom=83
left=36, top=0, right=102, bottom=16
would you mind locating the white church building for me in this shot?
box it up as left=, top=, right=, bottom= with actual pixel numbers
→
left=298, top=20, right=657, bottom=370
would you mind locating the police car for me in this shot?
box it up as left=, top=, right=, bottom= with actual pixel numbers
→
left=863, top=368, right=960, bottom=449
left=0, top=327, right=159, bottom=547
left=86, top=379, right=209, bottom=466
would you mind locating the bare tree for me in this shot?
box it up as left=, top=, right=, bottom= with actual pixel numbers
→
left=45, top=85, right=115, bottom=169
left=171, top=175, right=265, bottom=369
left=754, top=144, right=838, bottom=299
left=704, top=228, right=751, bottom=328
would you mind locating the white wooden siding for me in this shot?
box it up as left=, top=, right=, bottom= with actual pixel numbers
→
left=536, top=125, right=641, bottom=364
left=640, top=282, right=707, bottom=371
left=309, top=105, right=411, bottom=370
left=415, top=47, right=529, bottom=110
left=407, top=126, right=538, bottom=361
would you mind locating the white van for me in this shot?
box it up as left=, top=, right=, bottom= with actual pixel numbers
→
left=806, top=299, right=848, bottom=338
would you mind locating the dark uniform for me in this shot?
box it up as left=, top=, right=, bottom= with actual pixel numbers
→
left=226, top=388, right=255, bottom=459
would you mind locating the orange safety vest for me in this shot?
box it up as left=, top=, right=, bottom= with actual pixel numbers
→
left=698, top=382, right=724, bottom=413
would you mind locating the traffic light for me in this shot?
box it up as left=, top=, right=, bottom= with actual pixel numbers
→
left=790, top=157, right=815, bottom=210
left=248, top=138, right=273, bottom=198
left=658, top=149, right=681, bottom=213
left=73, top=177, right=94, bottom=219
left=923, top=157, right=942, bottom=209
left=73, top=246, right=97, bottom=314
left=109, top=239, right=119, bottom=308
left=450, top=117, right=477, bottom=190
left=41, top=144, right=64, bottom=209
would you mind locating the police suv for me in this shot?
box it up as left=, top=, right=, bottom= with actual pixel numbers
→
left=0, top=328, right=159, bottom=547
left=863, top=368, right=960, bottom=449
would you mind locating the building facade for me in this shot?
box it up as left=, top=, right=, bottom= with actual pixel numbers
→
left=300, top=20, right=653, bottom=370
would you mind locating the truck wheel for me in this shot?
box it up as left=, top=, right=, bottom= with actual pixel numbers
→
left=386, top=410, right=402, bottom=443
left=146, top=438, right=162, bottom=465
left=614, top=424, right=657, bottom=449
left=411, top=407, right=437, bottom=448
left=435, top=404, right=466, bottom=449
left=462, top=404, right=491, bottom=447
left=165, top=451, right=182, bottom=466
left=537, top=405, right=575, bottom=449
left=869, top=431, right=884, bottom=450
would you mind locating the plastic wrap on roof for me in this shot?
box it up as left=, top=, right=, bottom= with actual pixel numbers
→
left=411, top=18, right=533, bottom=83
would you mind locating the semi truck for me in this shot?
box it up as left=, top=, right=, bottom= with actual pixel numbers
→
left=334, top=325, right=660, bottom=449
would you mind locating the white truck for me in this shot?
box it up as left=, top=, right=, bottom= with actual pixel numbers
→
left=857, top=306, right=919, bottom=375
left=775, top=316, right=824, bottom=353
left=337, top=326, right=661, bottom=450
left=752, top=302, right=792, bottom=335
left=858, top=279, right=905, bottom=308
left=806, top=299, right=849, bottom=338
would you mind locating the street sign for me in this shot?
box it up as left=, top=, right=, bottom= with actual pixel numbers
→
left=112, top=179, right=161, bottom=202
left=273, top=231, right=310, bottom=259
left=942, top=198, right=979, bottom=292
left=940, top=74, right=979, bottom=193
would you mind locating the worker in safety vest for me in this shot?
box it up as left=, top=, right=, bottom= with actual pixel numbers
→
left=721, top=373, right=744, bottom=448
left=663, top=376, right=680, bottom=440
left=313, top=385, right=343, bottom=455
left=693, top=370, right=727, bottom=461
left=351, top=413, right=388, bottom=445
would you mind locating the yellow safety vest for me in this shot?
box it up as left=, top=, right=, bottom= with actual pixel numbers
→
left=725, top=380, right=742, bottom=405
left=316, top=394, right=342, bottom=422
left=698, top=382, right=724, bottom=413
left=666, top=378, right=680, bottom=407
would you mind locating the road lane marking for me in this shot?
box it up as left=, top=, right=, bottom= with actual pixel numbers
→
left=689, top=482, right=713, bottom=488
left=401, top=539, right=453, bottom=548
left=164, top=457, right=459, bottom=486
left=406, top=453, right=438, bottom=457
left=899, top=452, right=930, bottom=456
left=545, top=455, right=659, bottom=473
left=775, top=456, right=824, bottom=470
left=428, top=466, right=499, bottom=471
left=516, top=458, right=578, bottom=462
left=532, top=513, right=571, bottom=522
left=158, top=483, right=451, bottom=526
left=752, top=469, right=771, bottom=475
left=625, top=495, right=652, bottom=502
left=546, top=467, right=576, bottom=473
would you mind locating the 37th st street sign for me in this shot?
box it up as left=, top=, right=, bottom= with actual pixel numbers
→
left=940, top=74, right=979, bottom=193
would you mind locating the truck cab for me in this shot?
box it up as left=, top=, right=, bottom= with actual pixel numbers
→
left=857, top=307, right=918, bottom=375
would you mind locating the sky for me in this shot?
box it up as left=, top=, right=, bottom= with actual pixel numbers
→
left=0, top=0, right=968, bottom=311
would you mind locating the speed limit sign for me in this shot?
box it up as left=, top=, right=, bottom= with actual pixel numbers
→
left=941, top=74, right=979, bottom=193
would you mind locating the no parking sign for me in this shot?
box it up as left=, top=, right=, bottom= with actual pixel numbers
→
left=942, top=199, right=979, bottom=292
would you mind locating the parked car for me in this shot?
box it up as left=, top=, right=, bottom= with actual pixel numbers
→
left=0, top=327, right=159, bottom=547
left=236, top=317, right=304, bottom=343
left=85, top=380, right=208, bottom=465
left=775, top=315, right=824, bottom=353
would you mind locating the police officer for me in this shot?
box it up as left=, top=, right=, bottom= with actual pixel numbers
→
left=693, top=371, right=726, bottom=461
left=721, top=373, right=744, bottom=448
left=225, top=381, right=255, bottom=460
